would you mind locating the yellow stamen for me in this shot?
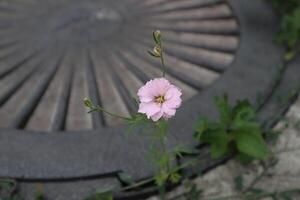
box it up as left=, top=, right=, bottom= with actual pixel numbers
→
left=155, top=95, right=165, bottom=104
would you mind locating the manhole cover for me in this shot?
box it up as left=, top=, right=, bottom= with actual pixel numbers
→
left=0, top=0, right=238, bottom=130
left=0, top=0, right=299, bottom=199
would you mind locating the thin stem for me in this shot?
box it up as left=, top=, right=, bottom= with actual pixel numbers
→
left=160, top=44, right=166, bottom=77
left=92, top=106, right=131, bottom=121
left=159, top=184, right=167, bottom=200
left=120, top=158, right=200, bottom=192
left=156, top=123, right=169, bottom=200
left=159, top=135, right=171, bottom=173
left=121, top=177, right=154, bottom=191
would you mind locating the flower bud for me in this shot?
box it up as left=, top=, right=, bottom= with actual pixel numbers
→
left=153, top=46, right=162, bottom=57
left=83, top=98, right=93, bottom=108
left=153, top=30, right=161, bottom=44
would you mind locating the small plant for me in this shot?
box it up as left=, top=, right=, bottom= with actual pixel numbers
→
left=84, top=30, right=184, bottom=200
left=195, top=96, right=269, bottom=163
left=270, top=0, right=299, bottom=14
left=84, top=32, right=273, bottom=200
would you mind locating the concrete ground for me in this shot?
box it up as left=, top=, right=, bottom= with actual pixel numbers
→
left=149, top=96, right=300, bottom=200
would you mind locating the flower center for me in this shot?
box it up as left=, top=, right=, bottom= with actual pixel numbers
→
left=155, top=95, right=165, bottom=104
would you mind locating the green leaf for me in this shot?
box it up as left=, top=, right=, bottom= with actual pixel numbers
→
left=196, top=96, right=270, bottom=163
left=236, top=152, right=255, bottom=164
left=172, top=145, right=200, bottom=157
left=232, top=120, right=261, bottom=134
left=155, top=171, right=169, bottom=186
left=169, top=172, right=181, bottom=184
left=276, top=6, right=300, bottom=49
left=34, top=191, right=45, bottom=200
left=0, top=181, right=12, bottom=191
left=232, top=100, right=256, bottom=123
left=95, top=187, right=115, bottom=194
left=235, top=130, right=269, bottom=159
left=211, top=143, right=228, bottom=159
left=117, top=172, right=134, bottom=186
left=194, top=118, right=215, bottom=140
left=201, top=128, right=230, bottom=158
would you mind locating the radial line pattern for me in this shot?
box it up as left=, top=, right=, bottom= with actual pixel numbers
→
left=0, top=0, right=239, bottom=131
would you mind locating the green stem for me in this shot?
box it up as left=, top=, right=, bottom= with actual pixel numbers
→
left=159, top=135, right=171, bottom=173
left=159, top=184, right=167, bottom=200
left=161, top=52, right=166, bottom=77
left=120, top=158, right=200, bottom=192
left=121, top=178, right=154, bottom=191
left=159, top=43, right=166, bottom=77
left=92, top=106, right=131, bottom=121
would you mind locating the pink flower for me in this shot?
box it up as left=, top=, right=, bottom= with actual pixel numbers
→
left=137, top=78, right=182, bottom=121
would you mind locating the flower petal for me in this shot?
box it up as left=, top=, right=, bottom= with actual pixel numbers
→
left=151, top=78, right=171, bottom=95
left=162, top=104, right=176, bottom=116
left=138, top=102, right=161, bottom=118
left=151, top=110, right=164, bottom=121
left=165, top=86, right=182, bottom=100
left=137, top=77, right=182, bottom=121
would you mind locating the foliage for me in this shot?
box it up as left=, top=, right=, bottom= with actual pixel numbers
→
left=117, top=172, right=135, bottom=186
left=270, top=0, right=300, bottom=59
left=0, top=179, right=23, bottom=200
left=34, top=192, right=46, bottom=200
left=277, top=7, right=300, bottom=48
left=0, top=23, right=299, bottom=199
left=195, top=95, right=269, bottom=163
left=270, top=0, right=300, bottom=14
